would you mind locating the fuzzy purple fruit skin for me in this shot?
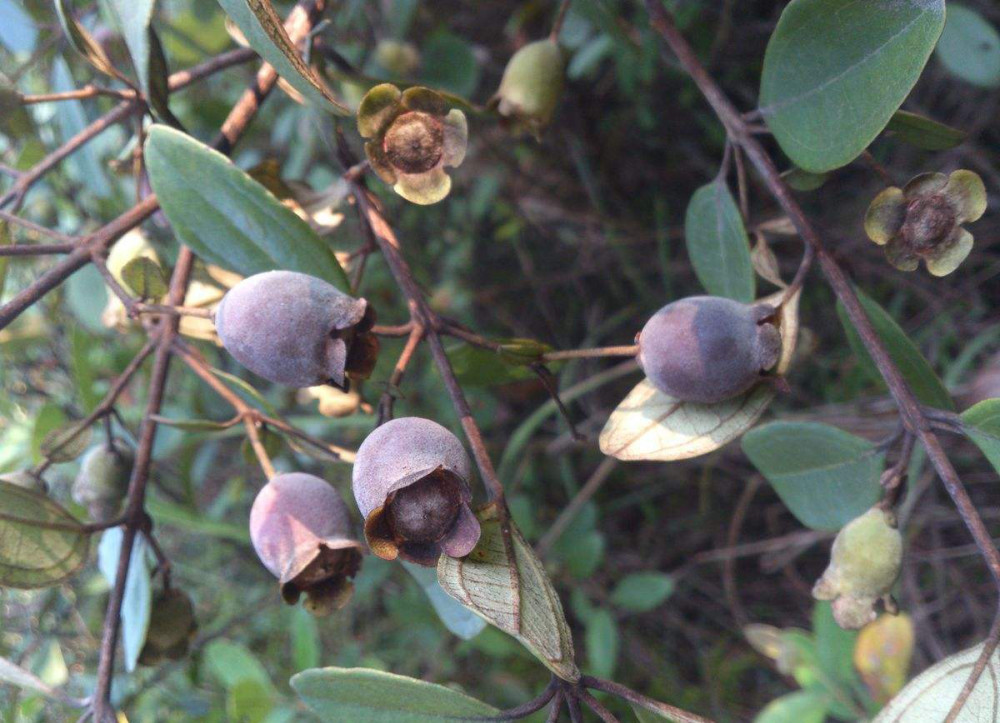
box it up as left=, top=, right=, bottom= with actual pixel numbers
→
left=249, top=473, right=360, bottom=584
left=215, top=271, right=367, bottom=388
left=637, top=296, right=779, bottom=404
left=352, top=417, right=480, bottom=565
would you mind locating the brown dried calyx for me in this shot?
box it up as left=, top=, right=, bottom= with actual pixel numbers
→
left=249, top=473, right=363, bottom=616
left=139, top=588, right=198, bottom=666
left=384, top=112, right=445, bottom=174
left=352, top=417, right=481, bottom=566
left=900, top=195, right=956, bottom=251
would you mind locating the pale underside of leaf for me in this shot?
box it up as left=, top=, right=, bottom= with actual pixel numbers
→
left=437, top=504, right=579, bottom=681
left=873, top=641, right=999, bottom=722
left=599, top=290, right=800, bottom=462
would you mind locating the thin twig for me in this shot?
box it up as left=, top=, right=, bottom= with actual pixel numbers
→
left=576, top=689, right=620, bottom=723
left=537, top=457, right=617, bottom=557
left=541, top=345, right=639, bottom=362
left=583, top=676, right=712, bottom=723
left=378, top=323, right=425, bottom=425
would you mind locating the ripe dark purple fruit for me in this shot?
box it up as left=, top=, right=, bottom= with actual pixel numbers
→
left=637, top=296, right=781, bottom=404
left=249, top=473, right=362, bottom=616
left=352, top=417, right=481, bottom=566
left=215, top=271, right=377, bottom=389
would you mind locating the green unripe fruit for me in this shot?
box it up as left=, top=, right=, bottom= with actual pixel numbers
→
left=139, top=588, right=197, bottom=666
left=0, top=470, right=48, bottom=495
left=637, top=296, right=781, bottom=404
left=73, top=440, right=134, bottom=520
left=493, top=39, right=565, bottom=134
left=813, top=507, right=903, bottom=629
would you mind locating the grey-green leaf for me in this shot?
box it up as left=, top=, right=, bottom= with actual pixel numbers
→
left=40, top=421, right=92, bottom=462
left=961, top=399, right=1000, bottom=475
left=586, top=608, right=619, bottom=678
left=402, top=561, right=486, bottom=640
left=684, top=182, right=754, bottom=302
left=216, top=0, right=349, bottom=114
left=121, top=256, right=168, bottom=299
left=759, top=0, right=946, bottom=172
left=935, top=3, right=1000, bottom=88
left=290, top=667, right=499, bottom=722
left=437, top=503, right=580, bottom=681
left=0, top=481, right=89, bottom=588
left=886, top=110, right=967, bottom=151
left=103, top=0, right=179, bottom=124
left=97, top=527, right=152, bottom=672
left=610, top=572, right=675, bottom=613
left=144, top=125, right=349, bottom=290
left=836, top=289, right=953, bottom=411
left=742, top=421, right=884, bottom=531
left=54, top=0, right=122, bottom=79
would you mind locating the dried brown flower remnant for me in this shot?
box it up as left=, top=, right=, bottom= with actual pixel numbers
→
left=637, top=296, right=781, bottom=404
left=352, top=417, right=481, bottom=566
left=864, top=170, right=986, bottom=276
left=214, top=270, right=377, bottom=390
left=357, top=84, right=468, bottom=205
left=249, top=473, right=363, bottom=616
left=138, top=588, right=198, bottom=666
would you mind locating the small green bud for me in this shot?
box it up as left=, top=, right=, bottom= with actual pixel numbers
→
left=813, top=507, right=903, bottom=630
left=493, top=39, right=565, bottom=135
left=72, top=440, right=134, bottom=520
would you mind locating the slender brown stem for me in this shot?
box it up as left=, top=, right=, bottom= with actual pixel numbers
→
left=536, top=457, right=617, bottom=557
left=643, top=3, right=1000, bottom=712
left=582, top=676, right=713, bottom=723
left=576, top=689, right=620, bottom=723
left=0, top=209, right=77, bottom=243
left=546, top=691, right=564, bottom=722
left=378, top=324, right=425, bottom=425
left=21, top=87, right=133, bottom=104
left=134, top=303, right=214, bottom=319
left=0, top=243, right=76, bottom=256
left=477, top=678, right=559, bottom=720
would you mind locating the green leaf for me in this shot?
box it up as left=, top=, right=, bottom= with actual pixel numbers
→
left=145, top=125, right=349, bottom=289
left=228, top=679, right=273, bottom=723
left=437, top=503, right=580, bottom=681
left=0, top=482, right=89, bottom=588
left=586, top=608, right=619, bottom=678
left=759, top=0, right=946, bottom=172
left=290, top=668, right=499, bottom=722
left=836, top=289, right=953, bottom=411
left=120, top=256, right=168, bottom=299
left=420, top=31, right=479, bottom=97
left=935, top=3, right=1000, bottom=89
left=886, top=110, right=966, bottom=151
left=873, top=641, right=998, bottom=721
left=684, top=182, right=754, bottom=302
left=39, top=421, right=92, bottom=463
left=741, top=421, right=884, bottom=531
left=289, top=605, right=320, bottom=671
left=961, top=399, right=1000, bottom=475
left=97, top=528, right=152, bottom=673
left=103, top=0, right=179, bottom=124
left=147, top=496, right=251, bottom=543
left=610, top=572, right=675, bottom=613
left=401, top=561, right=487, bottom=640
left=600, top=290, right=801, bottom=462
left=54, top=0, right=122, bottom=79
left=754, top=690, right=829, bottom=723
left=781, top=167, right=829, bottom=192
left=216, top=0, right=349, bottom=114
left=204, top=640, right=275, bottom=692
left=812, top=601, right=858, bottom=687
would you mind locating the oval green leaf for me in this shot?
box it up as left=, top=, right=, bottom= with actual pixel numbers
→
left=217, top=0, right=349, bottom=114
left=961, top=398, right=1000, bottom=475
left=684, top=182, right=754, bottom=302
left=885, top=110, right=967, bottom=151
left=759, top=0, right=946, bottom=172
left=600, top=290, right=800, bottom=462
left=40, top=420, right=92, bottom=462
left=290, top=667, right=499, bottom=722
left=755, top=690, right=830, bottom=723
left=873, top=641, right=997, bottom=721
left=586, top=608, right=619, bottom=678
left=610, top=572, right=675, bottom=613
left=401, top=561, right=487, bottom=640
left=0, top=481, right=89, bottom=588
left=935, top=4, right=1000, bottom=88
left=121, top=256, right=168, bottom=299
left=437, top=503, right=579, bottom=681
left=836, top=289, right=953, bottom=411
left=144, top=125, right=349, bottom=289
left=742, top=421, right=884, bottom=531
